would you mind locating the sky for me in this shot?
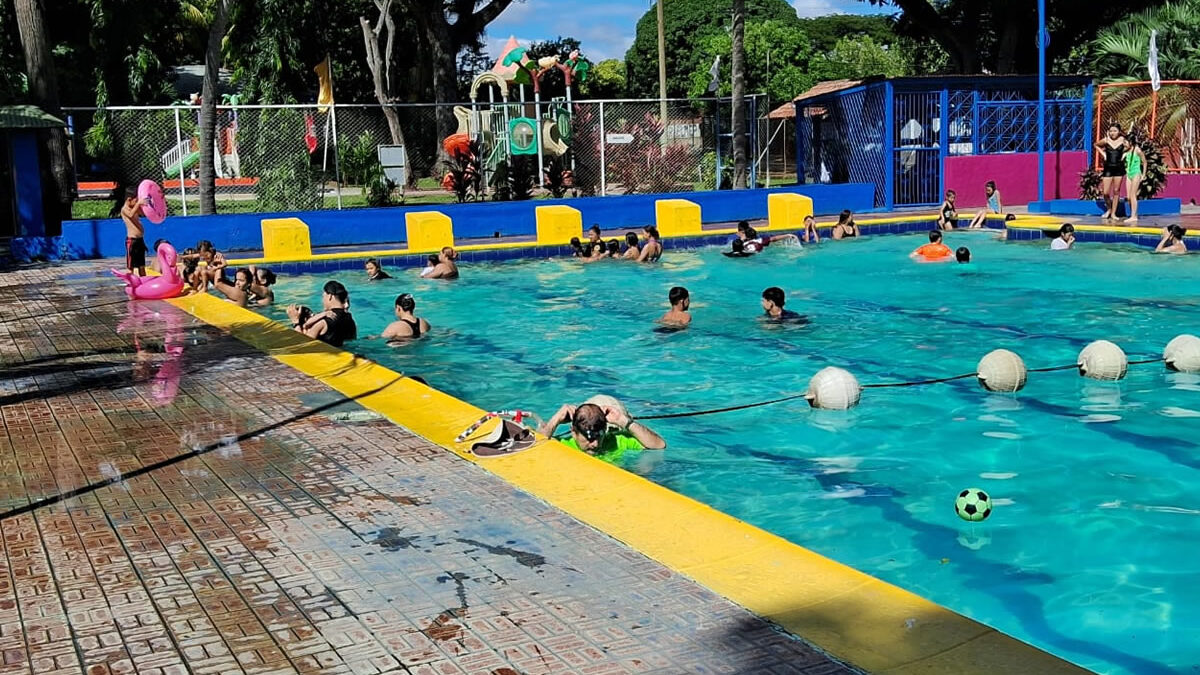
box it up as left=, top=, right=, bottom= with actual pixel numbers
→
left=484, top=0, right=892, bottom=63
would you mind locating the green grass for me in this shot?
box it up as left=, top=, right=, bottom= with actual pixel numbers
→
left=70, top=189, right=460, bottom=220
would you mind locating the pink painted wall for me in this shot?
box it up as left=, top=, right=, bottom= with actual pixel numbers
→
left=943, top=152, right=1089, bottom=206
left=1158, top=174, right=1200, bottom=205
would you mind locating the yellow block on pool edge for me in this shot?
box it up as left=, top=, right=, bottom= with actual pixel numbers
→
left=767, top=193, right=813, bottom=231
left=535, top=205, right=583, bottom=245
left=655, top=199, right=701, bottom=236
left=405, top=211, right=455, bottom=252
left=261, top=217, right=312, bottom=260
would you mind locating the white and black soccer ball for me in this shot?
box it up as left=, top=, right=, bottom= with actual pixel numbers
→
left=954, top=488, right=993, bottom=522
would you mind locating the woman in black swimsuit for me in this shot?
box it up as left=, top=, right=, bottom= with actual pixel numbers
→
left=381, top=293, right=431, bottom=340
left=286, top=280, right=357, bottom=347
left=831, top=209, right=860, bottom=240
left=1096, top=124, right=1129, bottom=221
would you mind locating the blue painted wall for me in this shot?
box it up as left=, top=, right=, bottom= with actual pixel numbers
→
left=10, top=131, right=46, bottom=237
left=53, top=183, right=874, bottom=259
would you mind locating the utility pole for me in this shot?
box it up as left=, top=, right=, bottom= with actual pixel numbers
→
left=657, top=0, right=668, bottom=125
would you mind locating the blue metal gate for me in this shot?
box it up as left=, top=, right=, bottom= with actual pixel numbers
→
left=892, top=92, right=942, bottom=206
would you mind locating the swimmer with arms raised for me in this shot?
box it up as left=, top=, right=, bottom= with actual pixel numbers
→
left=539, top=397, right=666, bottom=461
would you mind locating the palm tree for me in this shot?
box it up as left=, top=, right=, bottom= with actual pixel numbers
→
left=199, top=0, right=232, bottom=214
left=1093, top=2, right=1200, bottom=168
left=731, top=0, right=747, bottom=189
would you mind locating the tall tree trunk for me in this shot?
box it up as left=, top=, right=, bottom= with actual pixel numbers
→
left=199, top=0, right=231, bottom=215
left=731, top=0, right=748, bottom=189
left=416, top=12, right=459, bottom=173
left=360, top=4, right=414, bottom=187
left=13, top=0, right=72, bottom=234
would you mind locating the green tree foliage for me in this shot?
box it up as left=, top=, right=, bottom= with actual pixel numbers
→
left=818, top=35, right=908, bottom=80
left=226, top=0, right=378, bottom=103
left=625, top=0, right=801, bottom=98
left=583, top=59, right=627, bottom=99
left=686, top=20, right=814, bottom=103
left=0, top=0, right=27, bottom=103
left=861, top=0, right=1165, bottom=74
left=797, top=14, right=897, bottom=53
left=1092, top=1, right=1200, bottom=80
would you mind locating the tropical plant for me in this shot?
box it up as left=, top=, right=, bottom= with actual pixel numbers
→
left=364, top=164, right=395, bottom=207
left=507, top=156, right=536, bottom=201
left=341, top=132, right=381, bottom=186
left=441, top=140, right=482, bottom=203
left=1092, top=2, right=1200, bottom=81
left=543, top=152, right=574, bottom=198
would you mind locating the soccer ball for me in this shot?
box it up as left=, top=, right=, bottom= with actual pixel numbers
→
left=954, top=488, right=993, bottom=522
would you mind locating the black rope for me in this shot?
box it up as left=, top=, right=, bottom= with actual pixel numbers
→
left=632, top=357, right=1168, bottom=421
left=637, top=393, right=810, bottom=420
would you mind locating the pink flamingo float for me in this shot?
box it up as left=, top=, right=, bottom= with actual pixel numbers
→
left=112, top=242, right=186, bottom=300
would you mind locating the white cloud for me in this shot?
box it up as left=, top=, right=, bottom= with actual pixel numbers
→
left=792, top=0, right=845, bottom=18
left=484, top=0, right=643, bottom=61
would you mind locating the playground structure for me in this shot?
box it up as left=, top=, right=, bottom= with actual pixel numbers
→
left=161, top=95, right=244, bottom=182
left=442, top=37, right=589, bottom=197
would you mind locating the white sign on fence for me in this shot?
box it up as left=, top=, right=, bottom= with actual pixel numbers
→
left=605, top=133, right=634, bottom=145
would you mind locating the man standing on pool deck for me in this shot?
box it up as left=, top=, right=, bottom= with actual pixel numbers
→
left=121, top=186, right=148, bottom=276
left=539, top=399, right=666, bottom=461
left=425, top=247, right=460, bottom=279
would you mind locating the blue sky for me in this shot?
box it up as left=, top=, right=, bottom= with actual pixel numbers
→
left=484, top=0, right=892, bottom=62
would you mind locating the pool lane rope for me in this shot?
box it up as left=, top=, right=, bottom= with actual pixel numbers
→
left=636, top=335, right=1200, bottom=418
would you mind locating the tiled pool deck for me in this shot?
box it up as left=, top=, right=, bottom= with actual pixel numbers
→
left=0, top=262, right=857, bottom=674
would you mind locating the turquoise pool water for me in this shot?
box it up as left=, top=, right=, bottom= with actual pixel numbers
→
left=265, top=232, right=1200, bottom=674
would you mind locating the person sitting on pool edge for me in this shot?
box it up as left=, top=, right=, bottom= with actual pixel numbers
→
left=911, top=230, right=953, bottom=261
left=539, top=398, right=667, bottom=461
left=936, top=190, right=958, bottom=230
left=659, top=286, right=691, bottom=327
left=761, top=286, right=806, bottom=323
left=365, top=258, right=392, bottom=280
left=1154, top=224, right=1189, bottom=254
left=382, top=293, right=431, bottom=340
left=956, top=246, right=971, bottom=263
left=286, top=280, right=357, bottom=347
left=1051, top=223, right=1075, bottom=250
left=425, top=247, right=460, bottom=279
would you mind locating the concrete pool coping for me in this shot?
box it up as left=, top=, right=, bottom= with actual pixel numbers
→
left=171, top=217, right=1096, bottom=674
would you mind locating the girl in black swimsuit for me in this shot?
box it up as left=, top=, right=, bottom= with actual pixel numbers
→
left=382, top=293, right=430, bottom=341
left=1096, top=124, right=1129, bottom=220
left=832, top=209, right=860, bottom=240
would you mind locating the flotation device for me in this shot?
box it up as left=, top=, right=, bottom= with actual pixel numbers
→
left=138, top=179, right=167, bottom=224
left=112, top=242, right=186, bottom=299
left=914, top=243, right=952, bottom=261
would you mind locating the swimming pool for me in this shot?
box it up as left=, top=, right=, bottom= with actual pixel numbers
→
left=263, top=232, right=1200, bottom=675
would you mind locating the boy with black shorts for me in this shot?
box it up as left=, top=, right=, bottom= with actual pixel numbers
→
left=121, top=186, right=147, bottom=276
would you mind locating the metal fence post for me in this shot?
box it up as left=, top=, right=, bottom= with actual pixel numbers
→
left=173, top=107, right=187, bottom=216
left=331, top=105, right=343, bottom=209
left=599, top=101, right=607, bottom=196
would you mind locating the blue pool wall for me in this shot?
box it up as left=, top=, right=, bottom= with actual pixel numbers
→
left=254, top=217, right=961, bottom=277
left=33, top=183, right=875, bottom=261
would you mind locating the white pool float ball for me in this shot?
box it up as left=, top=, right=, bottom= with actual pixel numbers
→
left=977, top=349, right=1027, bottom=393
left=806, top=367, right=861, bottom=410
left=1164, top=334, right=1200, bottom=373
left=1078, top=340, right=1128, bottom=381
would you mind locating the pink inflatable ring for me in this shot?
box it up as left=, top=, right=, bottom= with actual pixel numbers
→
left=138, top=179, right=167, bottom=224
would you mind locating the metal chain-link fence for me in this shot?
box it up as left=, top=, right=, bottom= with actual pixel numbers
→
left=1097, top=80, right=1200, bottom=173
left=64, top=97, right=767, bottom=219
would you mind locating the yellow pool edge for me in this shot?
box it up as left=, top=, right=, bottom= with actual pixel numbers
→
left=167, top=291, right=1093, bottom=675
left=225, top=213, right=1032, bottom=266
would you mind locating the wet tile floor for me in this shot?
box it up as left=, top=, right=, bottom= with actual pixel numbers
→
left=0, top=263, right=858, bottom=675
